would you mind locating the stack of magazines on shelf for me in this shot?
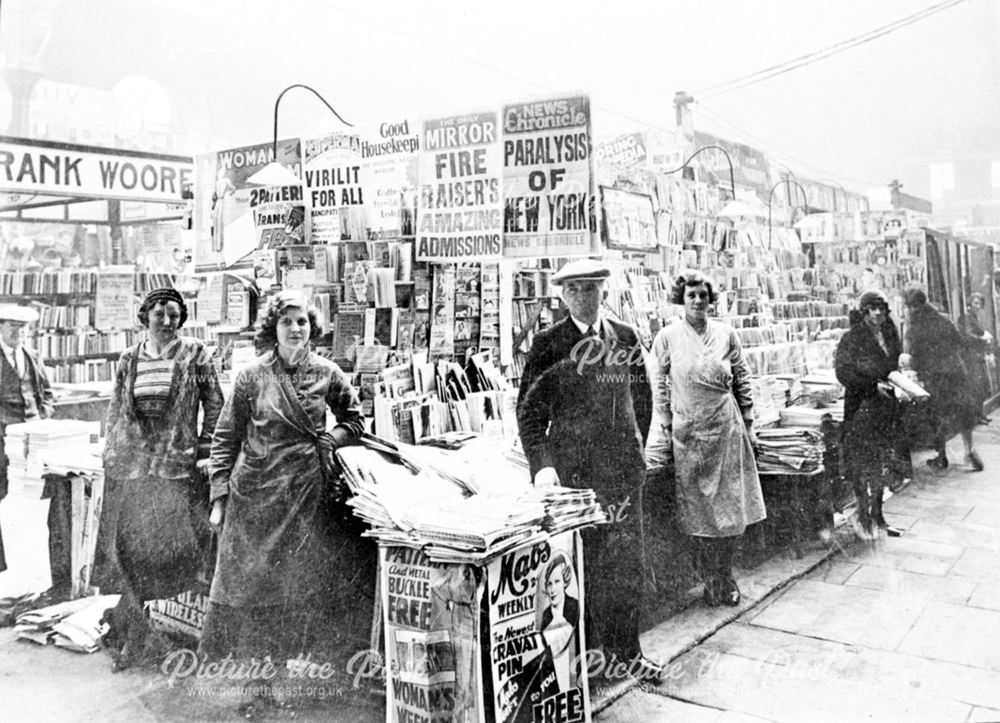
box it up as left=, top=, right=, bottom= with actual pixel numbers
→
left=754, top=427, right=825, bottom=473
left=336, top=434, right=607, bottom=562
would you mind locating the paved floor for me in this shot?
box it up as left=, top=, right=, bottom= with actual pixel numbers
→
left=601, top=421, right=1000, bottom=723
left=1, top=423, right=997, bottom=721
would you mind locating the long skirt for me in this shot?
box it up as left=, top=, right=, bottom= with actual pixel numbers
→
left=93, top=473, right=211, bottom=602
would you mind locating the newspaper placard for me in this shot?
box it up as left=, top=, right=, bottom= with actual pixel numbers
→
left=359, top=117, right=420, bottom=239
left=94, top=268, right=135, bottom=330
left=380, top=546, right=485, bottom=723
left=303, top=132, right=366, bottom=244
left=147, top=585, right=210, bottom=640
left=193, top=139, right=303, bottom=270
left=486, top=532, right=590, bottom=723
left=417, top=111, right=503, bottom=261
left=501, top=95, right=597, bottom=258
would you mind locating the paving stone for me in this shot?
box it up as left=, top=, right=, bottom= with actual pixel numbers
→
left=905, top=519, right=1000, bottom=553
left=964, top=503, right=1000, bottom=528
left=842, top=564, right=976, bottom=604
left=748, top=580, right=927, bottom=651
left=969, top=706, right=1000, bottom=723
left=596, top=689, right=773, bottom=722
left=843, top=536, right=964, bottom=576
left=804, top=560, right=860, bottom=585
left=898, top=601, right=1000, bottom=670
left=968, top=583, right=1000, bottom=612
left=657, top=645, right=970, bottom=723
left=949, top=547, right=1000, bottom=581
left=700, top=623, right=1000, bottom=711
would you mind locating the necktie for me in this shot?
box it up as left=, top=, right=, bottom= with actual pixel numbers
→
left=585, top=325, right=597, bottom=338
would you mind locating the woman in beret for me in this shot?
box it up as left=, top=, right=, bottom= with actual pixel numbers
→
left=835, top=290, right=907, bottom=539
left=95, top=288, right=224, bottom=670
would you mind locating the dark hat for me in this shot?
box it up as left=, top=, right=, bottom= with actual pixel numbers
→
left=551, top=259, right=611, bottom=285
left=858, top=289, right=889, bottom=309
left=0, top=304, right=39, bottom=323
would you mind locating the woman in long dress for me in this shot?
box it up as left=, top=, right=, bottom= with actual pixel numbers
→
left=200, top=291, right=371, bottom=713
left=646, top=271, right=765, bottom=606
left=95, top=288, right=224, bottom=669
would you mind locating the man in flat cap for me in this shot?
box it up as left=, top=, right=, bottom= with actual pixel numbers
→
left=516, top=259, right=660, bottom=682
left=0, top=304, right=54, bottom=573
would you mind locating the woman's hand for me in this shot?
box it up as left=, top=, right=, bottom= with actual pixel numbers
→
left=876, top=381, right=894, bottom=400
left=209, top=498, right=226, bottom=534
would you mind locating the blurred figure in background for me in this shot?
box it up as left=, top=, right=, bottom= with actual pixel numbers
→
left=903, top=285, right=983, bottom=472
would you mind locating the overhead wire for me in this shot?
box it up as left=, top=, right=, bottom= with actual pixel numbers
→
left=694, top=0, right=967, bottom=100
left=307, top=0, right=908, bottom=191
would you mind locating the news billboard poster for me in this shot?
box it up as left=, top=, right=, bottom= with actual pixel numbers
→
left=380, top=545, right=485, bottom=723
left=501, top=95, right=598, bottom=258
left=303, top=131, right=366, bottom=244
left=486, top=532, right=590, bottom=723
left=193, top=138, right=303, bottom=270
left=417, top=110, right=504, bottom=262
left=359, top=117, right=420, bottom=239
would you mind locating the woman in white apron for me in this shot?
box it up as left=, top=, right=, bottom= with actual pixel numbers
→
left=646, top=272, right=765, bottom=606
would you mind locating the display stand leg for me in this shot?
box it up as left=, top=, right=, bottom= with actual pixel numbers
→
left=69, top=476, right=85, bottom=599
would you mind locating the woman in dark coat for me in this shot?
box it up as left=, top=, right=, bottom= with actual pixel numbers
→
left=903, top=285, right=983, bottom=471
left=958, top=292, right=993, bottom=425
left=200, top=291, right=371, bottom=713
left=834, top=290, right=907, bottom=539
left=95, top=288, right=224, bottom=669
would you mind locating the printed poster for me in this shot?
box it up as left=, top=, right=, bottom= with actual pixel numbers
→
left=417, top=111, right=504, bottom=261
left=430, top=264, right=456, bottom=359
left=94, top=267, right=136, bottom=330
left=501, top=95, right=598, bottom=258
left=303, top=132, right=366, bottom=243
left=193, top=139, right=304, bottom=270
left=380, top=546, right=485, bottom=723
left=359, top=117, right=420, bottom=238
left=487, top=532, right=590, bottom=723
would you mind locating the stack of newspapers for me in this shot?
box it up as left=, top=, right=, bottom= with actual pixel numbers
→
left=754, top=427, right=825, bottom=473
left=15, top=594, right=120, bottom=653
left=336, top=435, right=607, bottom=562
left=4, top=419, right=100, bottom=495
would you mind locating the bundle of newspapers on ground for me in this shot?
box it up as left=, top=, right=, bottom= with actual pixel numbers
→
left=336, top=434, right=607, bottom=563
left=14, top=594, right=119, bottom=653
left=753, top=427, right=825, bottom=474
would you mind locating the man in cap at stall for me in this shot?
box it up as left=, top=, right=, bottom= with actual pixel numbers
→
left=516, top=258, right=661, bottom=683
left=0, top=304, right=54, bottom=574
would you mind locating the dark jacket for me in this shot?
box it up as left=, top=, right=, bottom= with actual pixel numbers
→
left=516, top=316, right=651, bottom=483
left=834, top=316, right=901, bottom=424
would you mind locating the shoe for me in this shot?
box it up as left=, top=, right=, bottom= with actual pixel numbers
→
left=977, top=416, right=991, bottom=426
left=966, top=451, right=984, bottom=472
left=720, top=578, right=741, bottom=606
left=926, top=455, right=949, bottom=471
left=702, top=579, right=722, bottom=607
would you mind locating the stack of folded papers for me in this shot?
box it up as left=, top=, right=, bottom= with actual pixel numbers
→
left=14, top=594, right=120, bottom=653
left=754, top=427, right=825, bottom=473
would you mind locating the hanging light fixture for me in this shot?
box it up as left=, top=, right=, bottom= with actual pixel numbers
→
left=246, top=84, right=354, bottom=187
left=767, top=178, right=809, bottom=246
left=661, top=144, right=736, bottom=201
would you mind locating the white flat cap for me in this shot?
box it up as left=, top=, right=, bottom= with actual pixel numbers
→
left=551, top=259, right=611, bottom=285
left=0, top=304, right=39, bottom=323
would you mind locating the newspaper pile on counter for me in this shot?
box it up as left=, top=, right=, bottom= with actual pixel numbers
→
left=754, top=427, right=825, bottom=473
left=15, top=594, right=120, bottom=653
left=778, top=400, right=843, bottom=427
left=336, top=434, right=607, bottom=563
left=4, top=419, right=100, bottom=495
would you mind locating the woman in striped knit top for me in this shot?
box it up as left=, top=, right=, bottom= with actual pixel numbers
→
left=94, top=287, right=224, bottom=670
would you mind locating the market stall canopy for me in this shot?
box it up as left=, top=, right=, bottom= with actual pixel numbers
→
left=0, top=135, right=193, bottom=225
